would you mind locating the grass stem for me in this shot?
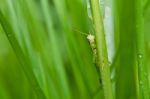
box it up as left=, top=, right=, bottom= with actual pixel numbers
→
left=135, top=0, right=150, bottom=98
left=90, top=0, right=114, bottom=99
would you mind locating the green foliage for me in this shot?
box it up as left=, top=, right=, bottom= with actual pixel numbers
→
left=0, top=0, right=150, bottom=99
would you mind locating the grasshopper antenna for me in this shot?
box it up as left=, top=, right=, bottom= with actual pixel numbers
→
left=72, top=28, right=88, bottom=36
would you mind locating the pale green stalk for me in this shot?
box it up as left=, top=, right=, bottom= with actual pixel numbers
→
left=90, top=0, right=114, bottom=99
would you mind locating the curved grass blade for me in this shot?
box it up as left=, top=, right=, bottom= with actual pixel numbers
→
left=0, top=10, right=46, bottom=99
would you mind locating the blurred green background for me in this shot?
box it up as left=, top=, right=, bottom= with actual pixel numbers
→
left=0, top=0, right=150, bottom=99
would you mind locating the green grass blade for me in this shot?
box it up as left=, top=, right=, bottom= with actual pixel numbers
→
left=90, top=0, right=114, bottom=99
left=135, top=0, right=150, bottom=98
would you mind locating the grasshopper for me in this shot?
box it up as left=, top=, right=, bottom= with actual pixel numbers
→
left=73, top=29, right=101, bottom=84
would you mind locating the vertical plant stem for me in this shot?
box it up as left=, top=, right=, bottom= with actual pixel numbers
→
left=135, top=0, right=150, bottom=98
left=90, top=0, right=114, bottom=99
